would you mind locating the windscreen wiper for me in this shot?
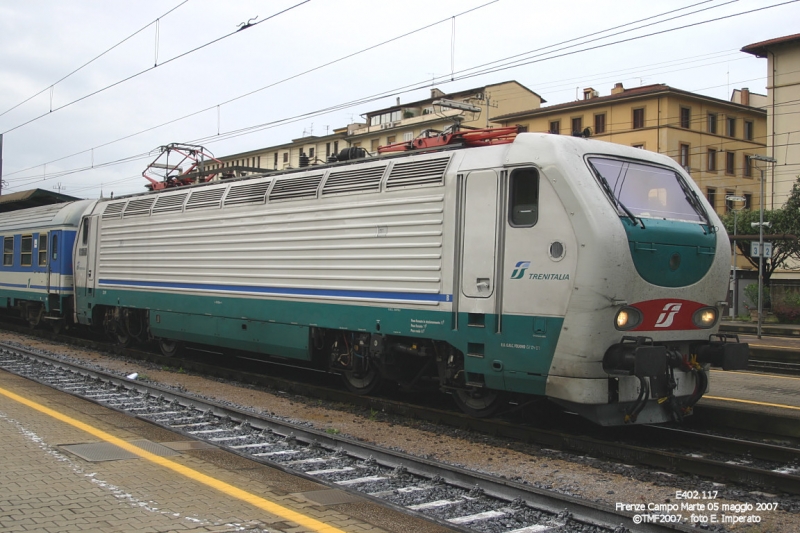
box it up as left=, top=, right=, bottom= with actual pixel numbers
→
left=676, top=175, right=713, bottom=231
left=589, top=164, right=645, bottom=229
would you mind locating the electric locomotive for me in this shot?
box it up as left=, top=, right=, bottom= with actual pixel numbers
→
left=60, top=131, right=747, bottom=425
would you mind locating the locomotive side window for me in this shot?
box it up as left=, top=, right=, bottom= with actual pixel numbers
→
left=82, top=219, right=90, bottom=245
left=38, top=234, right=48, bottom=266
left=2, top=237, right=12, bottom=266
left=52, top=234, right=58, bottom=261
left=509, top=168, right=540, bottom=227
left=20, top=235, right=32, bottom=266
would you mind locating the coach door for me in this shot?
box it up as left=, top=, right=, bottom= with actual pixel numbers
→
left=460, top=170, right=498, bottom=306
left=75, top=215, right=99, bottom=299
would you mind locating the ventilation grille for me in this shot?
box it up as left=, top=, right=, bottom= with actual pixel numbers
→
left=224, top=180, right=271, bottom=207
left=102, top=202, right=126, bottom=219
left=123, top=197, right=156, bottom=217
left=386, top=157, right=449, bottom=189
left=269, top=174, right=322, bottom=201
left=152, top=193, right=188, bottom=214
left=186, top=188, right=225, bottom=210
left=323, top=165, right=386, bottom=196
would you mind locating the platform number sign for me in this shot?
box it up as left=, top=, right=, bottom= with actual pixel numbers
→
left=750, top=242, right=773, bottom=258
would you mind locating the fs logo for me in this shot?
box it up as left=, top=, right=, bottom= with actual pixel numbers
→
left=510, top=261, right=530, bottom=279
left=654, top=303, right=682, bottom=328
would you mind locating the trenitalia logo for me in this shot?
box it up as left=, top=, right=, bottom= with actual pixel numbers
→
left=510, top=261, right=530, bottom=279
left=654, top=303, right=682, bottom=328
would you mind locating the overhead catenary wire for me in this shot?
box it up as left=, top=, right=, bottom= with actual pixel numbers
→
left=0, top=0, right=189, bottom=119
left=4, top=0, right=797, bottom=193
left=0, top=0, right=312, bottom=136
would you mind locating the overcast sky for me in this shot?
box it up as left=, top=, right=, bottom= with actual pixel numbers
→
left=1, top=0, right=797, bottom=200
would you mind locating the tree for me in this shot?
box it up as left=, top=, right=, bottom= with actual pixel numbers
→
left=720, top=176, right=800, bottom=284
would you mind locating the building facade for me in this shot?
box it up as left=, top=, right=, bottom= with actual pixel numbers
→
left=742, top=33, right=800, bottom=211
left=207, top=81, right=544, bottom=175
left=492, top=83, right=767, bottom=217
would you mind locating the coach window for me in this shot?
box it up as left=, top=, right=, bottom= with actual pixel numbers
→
left=51, top=234, right=58, bottom=261
left=21, top=235, right=32, bottom=267
left=2, top=237, right=12, bottom=266
left=38, top=234, right=48, bottom=266
left=509, top=168, right=540, bottom=227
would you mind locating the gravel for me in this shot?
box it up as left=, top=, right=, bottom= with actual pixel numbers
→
left=3, top=331, right=799, bottom=532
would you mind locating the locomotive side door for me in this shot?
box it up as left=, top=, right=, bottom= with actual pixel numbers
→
left=460, top=170, right=498, bottom=304
left=74, top=215, right=99, bottom=324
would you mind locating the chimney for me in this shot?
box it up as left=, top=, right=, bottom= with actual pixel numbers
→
left=611, top=82, right=625, bottom=95
left=741, top=88, right=750, bottom=106
left=396, top=97, right=400, bottom=106
left=431, top=88, right=445, bottom=98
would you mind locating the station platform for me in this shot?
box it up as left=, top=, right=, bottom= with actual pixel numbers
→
left=0, top=370, right=449, bottom=533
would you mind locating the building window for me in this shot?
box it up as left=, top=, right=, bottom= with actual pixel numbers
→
left=680, top=107, right=691, bottom=129
left=726, top=151, right=735, bottom=175
left=726, top=117, right=736, bottom=138
left=707, top=148, right=717, bottom=171
left=707, top=113, right=717, bottom=134
left=679, top=144, right=690, bottom=169
left=2, top=237, right=12, bottom=266
left=273, top=153, right=278, bottom=168
left=743, top=193, right=752, bottom=210
left=632, top=108, right=645, bottom=129
left=283, top=152, right=288, bottom=163
left=386, top=135, right=396, bottom=144
left=571, top=117, right=583, bottom=135
left=333, top=141, right=339, bottom=153
left=725, top=190, right=735, bottom=213
left=549, top=120, right=560, bottom=134
left=509, top=168, right=540, bottom=227
left=594, top=113, right=606, bottom=134
left=632, top=144, right=644, bottom=149
left=21, top=235, right=32, bottom=267
left=370, top=139, right=380, bottom=152
left=744, top=154, right=752, bottom=177
left=403, top=131, right=414, bottom=142
left=38, top=234, right=47, bottom=266
left=707, top=188, right=716, bottom=211
left=517, top=124, right=529, bottom=133
left=326, top=143, right=331, bottom=157
left=309, top=147, right=315, bottom=158
left=744, top=120, right=754, bottom=141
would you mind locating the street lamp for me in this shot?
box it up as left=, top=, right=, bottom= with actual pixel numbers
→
left=725, top=195, right=745, bottom=318
left=751, top=154, right=777, bottom=339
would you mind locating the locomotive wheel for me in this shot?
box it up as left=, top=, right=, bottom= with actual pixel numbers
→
left=158, top=338, right=183, bottom=358
left=341, top=366, right=382, bottom=395
left=452, top=388, right=506, bottom=418
left=114, top=328, right=134, bottom=347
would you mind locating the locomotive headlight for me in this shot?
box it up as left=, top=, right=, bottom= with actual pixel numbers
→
left=692, top=307, right=718, bottom=328
left=615, top=307, right=642, bottom=330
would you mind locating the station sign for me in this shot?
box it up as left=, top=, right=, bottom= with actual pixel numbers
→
left=750, top=242, right=773, bottom=258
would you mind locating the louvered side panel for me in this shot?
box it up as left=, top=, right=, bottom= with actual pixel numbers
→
left=269, top=174, right=322, bottom=201
left=186, top=188, right=225, bottom=210
left=123, top=197, right=156, bottom=217
left=322, top=165, right=386, bottom=196
left=102, top=202, right=126, bottom=219
left=152, top=192, right=188, bottom=214
left=386, top=156, right=450, bottom=189
left=96, top=194, right=446, bottom=306
left=224, top=180, right=270, bottom=206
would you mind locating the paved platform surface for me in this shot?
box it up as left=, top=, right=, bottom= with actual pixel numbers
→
left=0, top=370, right=450, bottom=533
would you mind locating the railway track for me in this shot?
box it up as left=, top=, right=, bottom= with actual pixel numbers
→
left=3, top=323, right=800, bottom=496
left=0, top=342, right=685, bottom=533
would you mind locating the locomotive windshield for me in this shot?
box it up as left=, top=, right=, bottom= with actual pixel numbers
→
left=587, top=157, right=709, bottom=225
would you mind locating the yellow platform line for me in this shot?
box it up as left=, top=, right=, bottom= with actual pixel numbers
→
left=710, top=369, right=800, bottom=381
left=704, top=395, right=800, bottom=411
left=0, top=385, right=348, bottom=533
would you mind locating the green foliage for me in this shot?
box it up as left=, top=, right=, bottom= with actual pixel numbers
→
left=325, top=428, right=341, bottom=435
left=721, top=176, right=800, bottom=283
left=773, top=290, right=800, bottom=324
left=743, top=283, right=770, bottom=309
